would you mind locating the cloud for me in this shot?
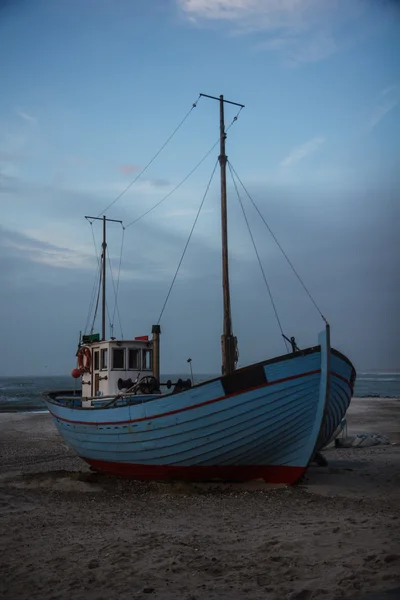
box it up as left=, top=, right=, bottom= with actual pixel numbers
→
left=1, top=177, right=399, bottom=374
left=0, top=111, right=39, bottom=182
left=178, top=0, right=327, bottom=31
left=0, top=172, right=222, bottom=280
left=177, top=0, right=382, bottom=64
left=119, top=164, right=142, bottom=175
left=0, top=171, right=18, bottom=193
left=0, top=150, right=22, bottom=162
left=365, top=85, right=399, bottom=132
left=257, top=30, right=339, bottom=65
left=0, top=150, right=21, bottom=184
left=73, top=177, right=172, bottom=203
left=63, top=156, right=91, bottom=168
left=0, top=132, right=29, bottom=157
left=15, top=109, right=37, bottom=125
left=286, top=31, right=338, bottom=65
left=280, top=136, right=325, bottom=168
left=0, top=226, right=93, bottom=270
left=162, top=208, right=215, bottom=218
left=147, top=177, right=170, bottom=188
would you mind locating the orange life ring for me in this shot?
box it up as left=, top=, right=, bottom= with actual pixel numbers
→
left=77, top=346, right=91, bottom=373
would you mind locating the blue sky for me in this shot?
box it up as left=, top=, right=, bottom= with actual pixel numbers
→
left=0, top=0, right=399, bottom=376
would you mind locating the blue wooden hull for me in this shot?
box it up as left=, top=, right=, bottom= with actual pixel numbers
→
left=318, top=351, right=355, bottom=449
left=42, top=330, right=355, bottom=484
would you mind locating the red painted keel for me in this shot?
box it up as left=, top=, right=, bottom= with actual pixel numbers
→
left=83, top=459, right=306, bottom=485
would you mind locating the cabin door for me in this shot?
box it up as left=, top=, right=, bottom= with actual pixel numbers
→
left=93, top=349, right=100, bottom=397
left=94, top=373, right=100, bottom=396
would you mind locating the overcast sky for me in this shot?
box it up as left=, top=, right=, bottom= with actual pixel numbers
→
left=1, top=0, right=399, bottom=377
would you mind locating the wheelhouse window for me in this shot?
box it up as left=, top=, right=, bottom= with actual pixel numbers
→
left=112, top=348, right=125, bottom=370
left=94, top=351, right=99, bottom=371
left=128, top=348, right=140, bottom=370
left=142, top=349, right=153, bottom=371
left=101, top=348, right=108, bottom=370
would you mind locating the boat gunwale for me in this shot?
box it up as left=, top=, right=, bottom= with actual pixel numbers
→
left=42, top=374, right=353, bottom=433
left=41, top=345, right=355, bottom=420
left=43, top=369, right=323, bottom=426
left=42, top=344, right=322, bottom=406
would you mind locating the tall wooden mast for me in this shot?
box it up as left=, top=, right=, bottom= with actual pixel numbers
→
left=200, top=93, right=245, bottom=375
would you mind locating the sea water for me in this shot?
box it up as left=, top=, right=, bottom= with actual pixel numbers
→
left=0, top=374, right=216, bottom=413
left=0, top=372, right=399, bottom=413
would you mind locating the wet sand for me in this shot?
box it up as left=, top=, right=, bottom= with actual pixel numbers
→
left=0, top=398, right=399, bottom=600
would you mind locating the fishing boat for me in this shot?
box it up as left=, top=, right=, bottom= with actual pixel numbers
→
left=42, top=93, right=356, bottom=484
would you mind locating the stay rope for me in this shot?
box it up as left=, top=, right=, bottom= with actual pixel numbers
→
left=156, top=158, right=219, bottom=325
left=97, top=95, right=202, bottom=217
left=112, top=225, right=125, bottom=337
left=107, top=247, right=124, bottom=339
left=228, top=162, right=289, bottom=352
left=228, top=162, right=328, bottom=325
left=83, top=222, right=102, bottom=334
left=124, top=107, right=243, bottom=230
left=85, top=219, right=113, bottom=335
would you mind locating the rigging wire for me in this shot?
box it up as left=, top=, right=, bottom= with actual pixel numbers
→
left=228, top=162, right=328, bottom=325
left=90, top=267, right=102, bottom=335
left=83, top=221, right=102, bottom=334
left=124, top=141, right=218, bottom=229
left=112, top=224, right=125, bottom=338
left=97, top=95, right=202, bottom=217
left=83, top=105, right=244, bottom=336
left=107, top=243, right=124, bottom=339
left=87, top=219, right=103, bottom=334
left=156, top=158, right=219, bottom=325
left=124, top=107, right=243, bottom=230
left=86, top=218, right=113, bottom=334
left=228, top=162, right=289, bottom=353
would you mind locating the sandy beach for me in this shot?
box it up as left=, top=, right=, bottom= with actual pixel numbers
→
left=0, top=398, right=399, bottom=600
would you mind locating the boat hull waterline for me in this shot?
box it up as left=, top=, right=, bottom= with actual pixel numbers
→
left=43, top=331, right=355, bottom=484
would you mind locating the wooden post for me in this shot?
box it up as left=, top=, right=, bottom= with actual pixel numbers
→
left=152, top=324, right=161, bottom=383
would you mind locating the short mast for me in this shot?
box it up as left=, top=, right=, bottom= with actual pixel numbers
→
left=85, top=215, right=123, bottom=341
left=102, top=215, right=107, bottom=341
left=200, top=93, right=245, bottom=376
